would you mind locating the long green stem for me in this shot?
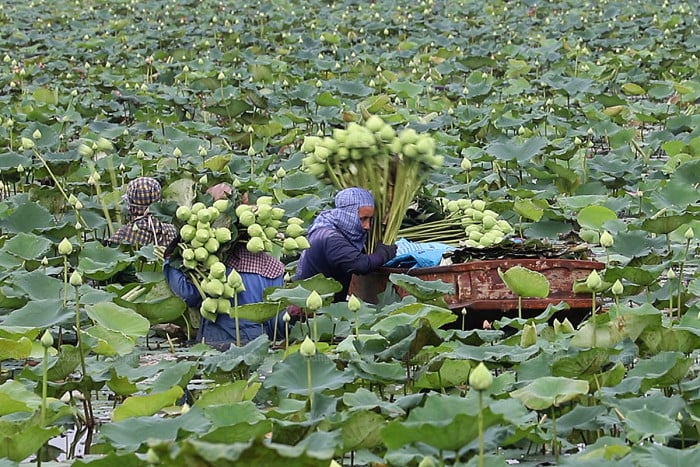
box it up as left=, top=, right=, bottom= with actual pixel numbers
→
left=306, top=357, right=314, bottom=411
left=234, top=294, right=240, bottom=347
left=478, top=390, right=484, bottom=467
left=591, top=291, right=597, bottom=347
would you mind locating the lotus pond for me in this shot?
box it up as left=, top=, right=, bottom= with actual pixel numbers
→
left=1, top=0, right=700, bottom=465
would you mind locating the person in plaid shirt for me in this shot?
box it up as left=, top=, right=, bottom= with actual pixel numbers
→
left=163, top=183, right=286, bottom=349
left=108, top=177, right=177, bottom=247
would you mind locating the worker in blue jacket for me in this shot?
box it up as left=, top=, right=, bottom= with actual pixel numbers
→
left=293, top=187, right=397, bottom=303
left=164, top=183, right=285, bottom=349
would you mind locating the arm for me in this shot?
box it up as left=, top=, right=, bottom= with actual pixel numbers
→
left=163, top=262, right=204, bottom=308
left=325, top=232, right=391, bottom=275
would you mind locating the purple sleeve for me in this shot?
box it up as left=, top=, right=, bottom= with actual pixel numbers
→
left=163, top=263, right=203, bottom=307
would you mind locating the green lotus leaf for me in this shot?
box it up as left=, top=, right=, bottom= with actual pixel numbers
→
left=111, top=385, right=184, bottom=422
left=85, top=301, right=150, bottom=338
left=0, top=201, right=55, bottom=233
left=113, top=281, right=186, bottom=325
left=78, top=241, right=133, bottom=280
left=1, top=232, right=53, bottom=260
left=510, top=376, right=589, bottom=410
left=389, top=273, right=454, bottom=301
left=85, top=325, right=138, bottom=357
left=577, top=205, right=618, bottom=231
left=623, top=408, right=680, bottom=442
left=230, top=302, right=285, bottom=323
left=263, top=352, right=355, bottom=397
left=2, top=299, right=73, bottom=328
left=381, top=394, right=502, bottom=451
left=498, top=266, right=550, bottom=298
left=0, top=336, right=32, bottom=362
left=514, top=198, right=545, bottom=222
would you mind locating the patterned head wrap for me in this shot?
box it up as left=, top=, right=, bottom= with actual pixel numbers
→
left=126, top=177, right=162, bottom=217
left=107, top=177, right=177, bottom=247
left=308, top=187, right=374, bottom=249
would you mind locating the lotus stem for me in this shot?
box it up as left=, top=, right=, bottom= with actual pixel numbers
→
left=591, top=291, right=597, bottom=347
left=234, top=294, right=240, bottom=347
left=478, top=390, right=484, bottom=467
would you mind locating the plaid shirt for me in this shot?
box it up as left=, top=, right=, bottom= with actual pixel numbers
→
left=224, top=244, right=284, bottom=279
left=108, top=177, right=177, bottom=247
left=109, top=215, right=177, bottom=247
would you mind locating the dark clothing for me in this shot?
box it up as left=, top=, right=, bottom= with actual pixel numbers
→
left=294, top=226, right=393, bottom=302
left=164, top=246, right=286, bottom=349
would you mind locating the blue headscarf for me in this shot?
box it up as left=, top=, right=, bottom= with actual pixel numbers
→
left=308, top=187, right=375, bottom=249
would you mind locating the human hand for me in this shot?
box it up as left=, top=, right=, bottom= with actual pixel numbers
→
left=206, top=182, right=233, bottom=201
left=374, top=242, right=398, bottom=263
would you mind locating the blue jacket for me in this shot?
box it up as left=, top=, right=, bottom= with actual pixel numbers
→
left=294, top=227, right=389, bottom=302
left=164, top=263, right=285, bottom=349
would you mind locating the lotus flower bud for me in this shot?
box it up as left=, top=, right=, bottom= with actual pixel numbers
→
left=78, top=143, right=93, bottom=157
left=276, top=167, right=286, bottom=178
left=32, top=129, right=42, bottom=140
left=69, top=270, right=83, bottom=287
left=417, top=457, right=437, bottom=467
left=460, top=158, right=472, bottom=171
left=21, top=137, right=34, bottom=150
left=667, top=268, right=676, bottom=280
left=299, top=335, right=316, bottom=357
left=283, top=311, right=291, bottom=323
left=585, top=270, right=602, bottom=291
left=58, top=238, right=73, bottom=255
left=520, top=322, right=537, bottom=347
left=41, top=256, right=49, bottom=266
left=306, top=290, right=322, bottom=311
left=560, top=318, right=575, bottom=333
left=347, top=294, right=361, bottom=312
left=553, top=318, right=562, bottom=335
left=685, top=227, right=694, bottom=240
left=600, top=230, right=614, bottom=248
left=468, top=362, right=493, bottom=391
left=611, top=279, right=624, bottom=296
left=41, top=330, right=54, bottom=348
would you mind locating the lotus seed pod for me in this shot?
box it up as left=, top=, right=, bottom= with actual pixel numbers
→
left=41, top=330, right=54, bottom=348
left=468, top=362, right=493, bottom=391
left=611, top=279, right=624, bottom=296
left=299, top=335, right=316, bottom=357
left=209, top=261, right=226, bottom=280
left=246, top=236, right=265, bottom=253
left=213, top=199, right=229, bottom=212
left=600, top=230, right=614, bottom=248
left=306, top=290, right=323, bottom=311
left=69, top=270, right=83, bottom=287
left=585, top=270, right=603, bottom=291
left=58, top=238, right=73, bottom=255
left=176, top=205, right=192, bottom=221
left=295, top=236, right=310, bottom=250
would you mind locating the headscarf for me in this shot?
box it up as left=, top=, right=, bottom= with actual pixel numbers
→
left=307, top=187, right=374, bottom=250
left=108, top=177, right=177, bottom=247
left=126, top=177, right=162, bottom=218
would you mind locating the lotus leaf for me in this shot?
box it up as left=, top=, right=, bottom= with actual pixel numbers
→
left=510, top=376, right=589, bottom=410
left=498, top=266, right=550, bottom=298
